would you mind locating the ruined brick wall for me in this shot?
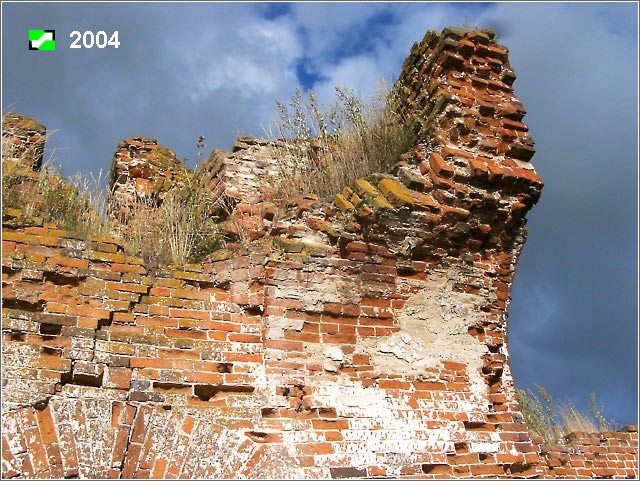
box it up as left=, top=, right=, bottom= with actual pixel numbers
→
left=1, top=113, right=46, bottom=170
left=536, top=430, right=639, bottom=478
left=108, top=137, right=190, bottom=219
left=194, top=136, right=283, bottom=244
left=2, top=216, right=637, bottom=479
left=2, top=28, right=638, bottom=480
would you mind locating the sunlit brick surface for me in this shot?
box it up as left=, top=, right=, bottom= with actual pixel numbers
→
left=2, top=27, right=637, bottom=479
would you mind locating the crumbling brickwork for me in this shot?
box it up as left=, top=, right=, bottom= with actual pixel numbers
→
left=536, top=430, right=639, bottom=478
left=2, top=28, right=638, bottom=479
left=194, top=136, right=283, bottom=244
left=1, top=113, right=46, bottom=170
left=109, top=137, right=190, bottom=217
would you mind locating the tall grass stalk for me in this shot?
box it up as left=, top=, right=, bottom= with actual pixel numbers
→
left=108, top=175, right=222, bottom=267
left=2, top=151, right=222, bottom=267
left=268, top=80, right=414, bottom=201
left=2, top=157, right=110, bottom=237
left=517, top=385, right=621, bottom=443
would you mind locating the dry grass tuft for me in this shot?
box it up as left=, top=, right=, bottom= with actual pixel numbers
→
left=517, top=385, right=621, bottom=443
left=2, top=157, right=110, bottom=237
left=268, top=81, right=414, bottom=201
left=2, top=149, right=222, bottom=267
left=108, top=176, right=222, bottom=267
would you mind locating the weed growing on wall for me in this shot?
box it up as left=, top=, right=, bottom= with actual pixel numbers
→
left=2, top=158, right=110, bottom=238
left=517, top=385, right=621, bottom=443
left=2, top=153, right=222, bottom=267
left=108, top=174, right=222, bottom=267
left=269, top=81, right=414, bottom=200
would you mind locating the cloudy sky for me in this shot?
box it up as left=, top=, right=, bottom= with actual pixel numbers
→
left=2, top=2, right=638, bottom=425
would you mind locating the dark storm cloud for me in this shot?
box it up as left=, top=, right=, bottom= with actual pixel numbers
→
left=2, top=2, right=637, bottom=425
left=491, top=3, right=638, bottom=424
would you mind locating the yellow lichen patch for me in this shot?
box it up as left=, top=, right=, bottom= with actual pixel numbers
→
left=341, top=186, right=355, bottom=199
left=2, top=113, right=45, bottom=132
left=334, top=194, right=355, bottom=212
left=351, top=178, right=393, bottom=211
left=4, top=208, right=23, bottom=218
left=352, top=178, right=380, bottom=197
left=372, top=195, right=393, bottom=210
left=378, top=178, right=419, bottom=206
left=207, top=248, right=234, bottom=262
left=349, top=192, right=362, bottom=206
left=301, top=240, right=330, bottom=257
left=274, top=237, right=305, bottom=253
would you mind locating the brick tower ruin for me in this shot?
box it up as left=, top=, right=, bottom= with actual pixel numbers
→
left=2, top=28, right=638, bottom=479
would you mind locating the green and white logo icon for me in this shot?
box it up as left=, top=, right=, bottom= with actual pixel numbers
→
left=29, top=30, right=56, bottom=50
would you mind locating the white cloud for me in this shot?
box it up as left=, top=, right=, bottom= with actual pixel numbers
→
left=174, top=14, right=303, bottom=103
left=289, top=3, right=495, bottom=108
left=312, top=56, right=385, bottom=107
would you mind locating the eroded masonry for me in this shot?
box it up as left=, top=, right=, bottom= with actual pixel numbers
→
left=2, top=28, right=638, bottom=479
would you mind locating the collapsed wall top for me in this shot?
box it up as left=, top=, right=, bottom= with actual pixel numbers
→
left=1, top=113, right=46, bottom=170
left=108, top=136, right=191, bottom=222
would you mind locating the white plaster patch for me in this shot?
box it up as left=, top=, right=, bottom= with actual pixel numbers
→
left=355, top=271, right=488, bottom=392
left=324, top=345, right=344, bottom=362
left=273, top=276, right=362, bottom=310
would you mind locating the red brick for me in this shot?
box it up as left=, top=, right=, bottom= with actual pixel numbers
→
left=441, top=145, right=474, bottom=160
left=182, top=416, right=196, bottom=435
left=421, top=464, right=453, bottom=475
left=130, top=358, right=174, bottom=369
left=22, top=426, right=48, bottom=475
left=200, top=321, right=241, bottom=332
left=486, top=161, right=504, bottom=178
left=68, top=305, right=110, bottom=319
left=297, top=443, right=334, bottom=455
left=35, top=408, right=63, bottom=478
left=379, top=379, right=411, bottom=390
left=107, top=281, right=149, bottom=293
left=265, top=339, right=303, bottom=351
left=103, top=366, right=132, bottom=389
left=368, top=466, right=387, bottom=477
left=342, top=305, right=360, bottom=317
left=429, top=152, right=455, bottom=178
left=157, top=348, right=200, bottom=360
left=165, top=328, right=207, bottom=340
left=111, top=263, right=147, bottom=274
left=222, top=352, right=262, bottom=363
left=109, top=312, right=133, bottom=323
left=45, top=255, right=87, bottom=269
left=470, top=464, right=505, bottom=476
left=361, top=297, right=391, bottom=308
left=443, top=361, right=467, bottom=372
left=151, top=457, right=168, bottom=478
left=184, top=371, right=224, bottom=384
left=324, top=303, right=343, bottom=315
left=284, top=330, right=320, bottom=343
left=322, top=333, right=356, bottom=344
left=414, top=381, right=446, bottom=391
left=228, top=333, right=261, bottom=343
left=122, top=442, right=142, bottom=479
left=111, top=428, right=131, bottom=467
left=311, top=419, right=349, bottom=430
left=169, top=308, right=210, bottom=320
left=38, top=356, right=72, bottom=371
left=511, top=167, right=543, bottom=185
